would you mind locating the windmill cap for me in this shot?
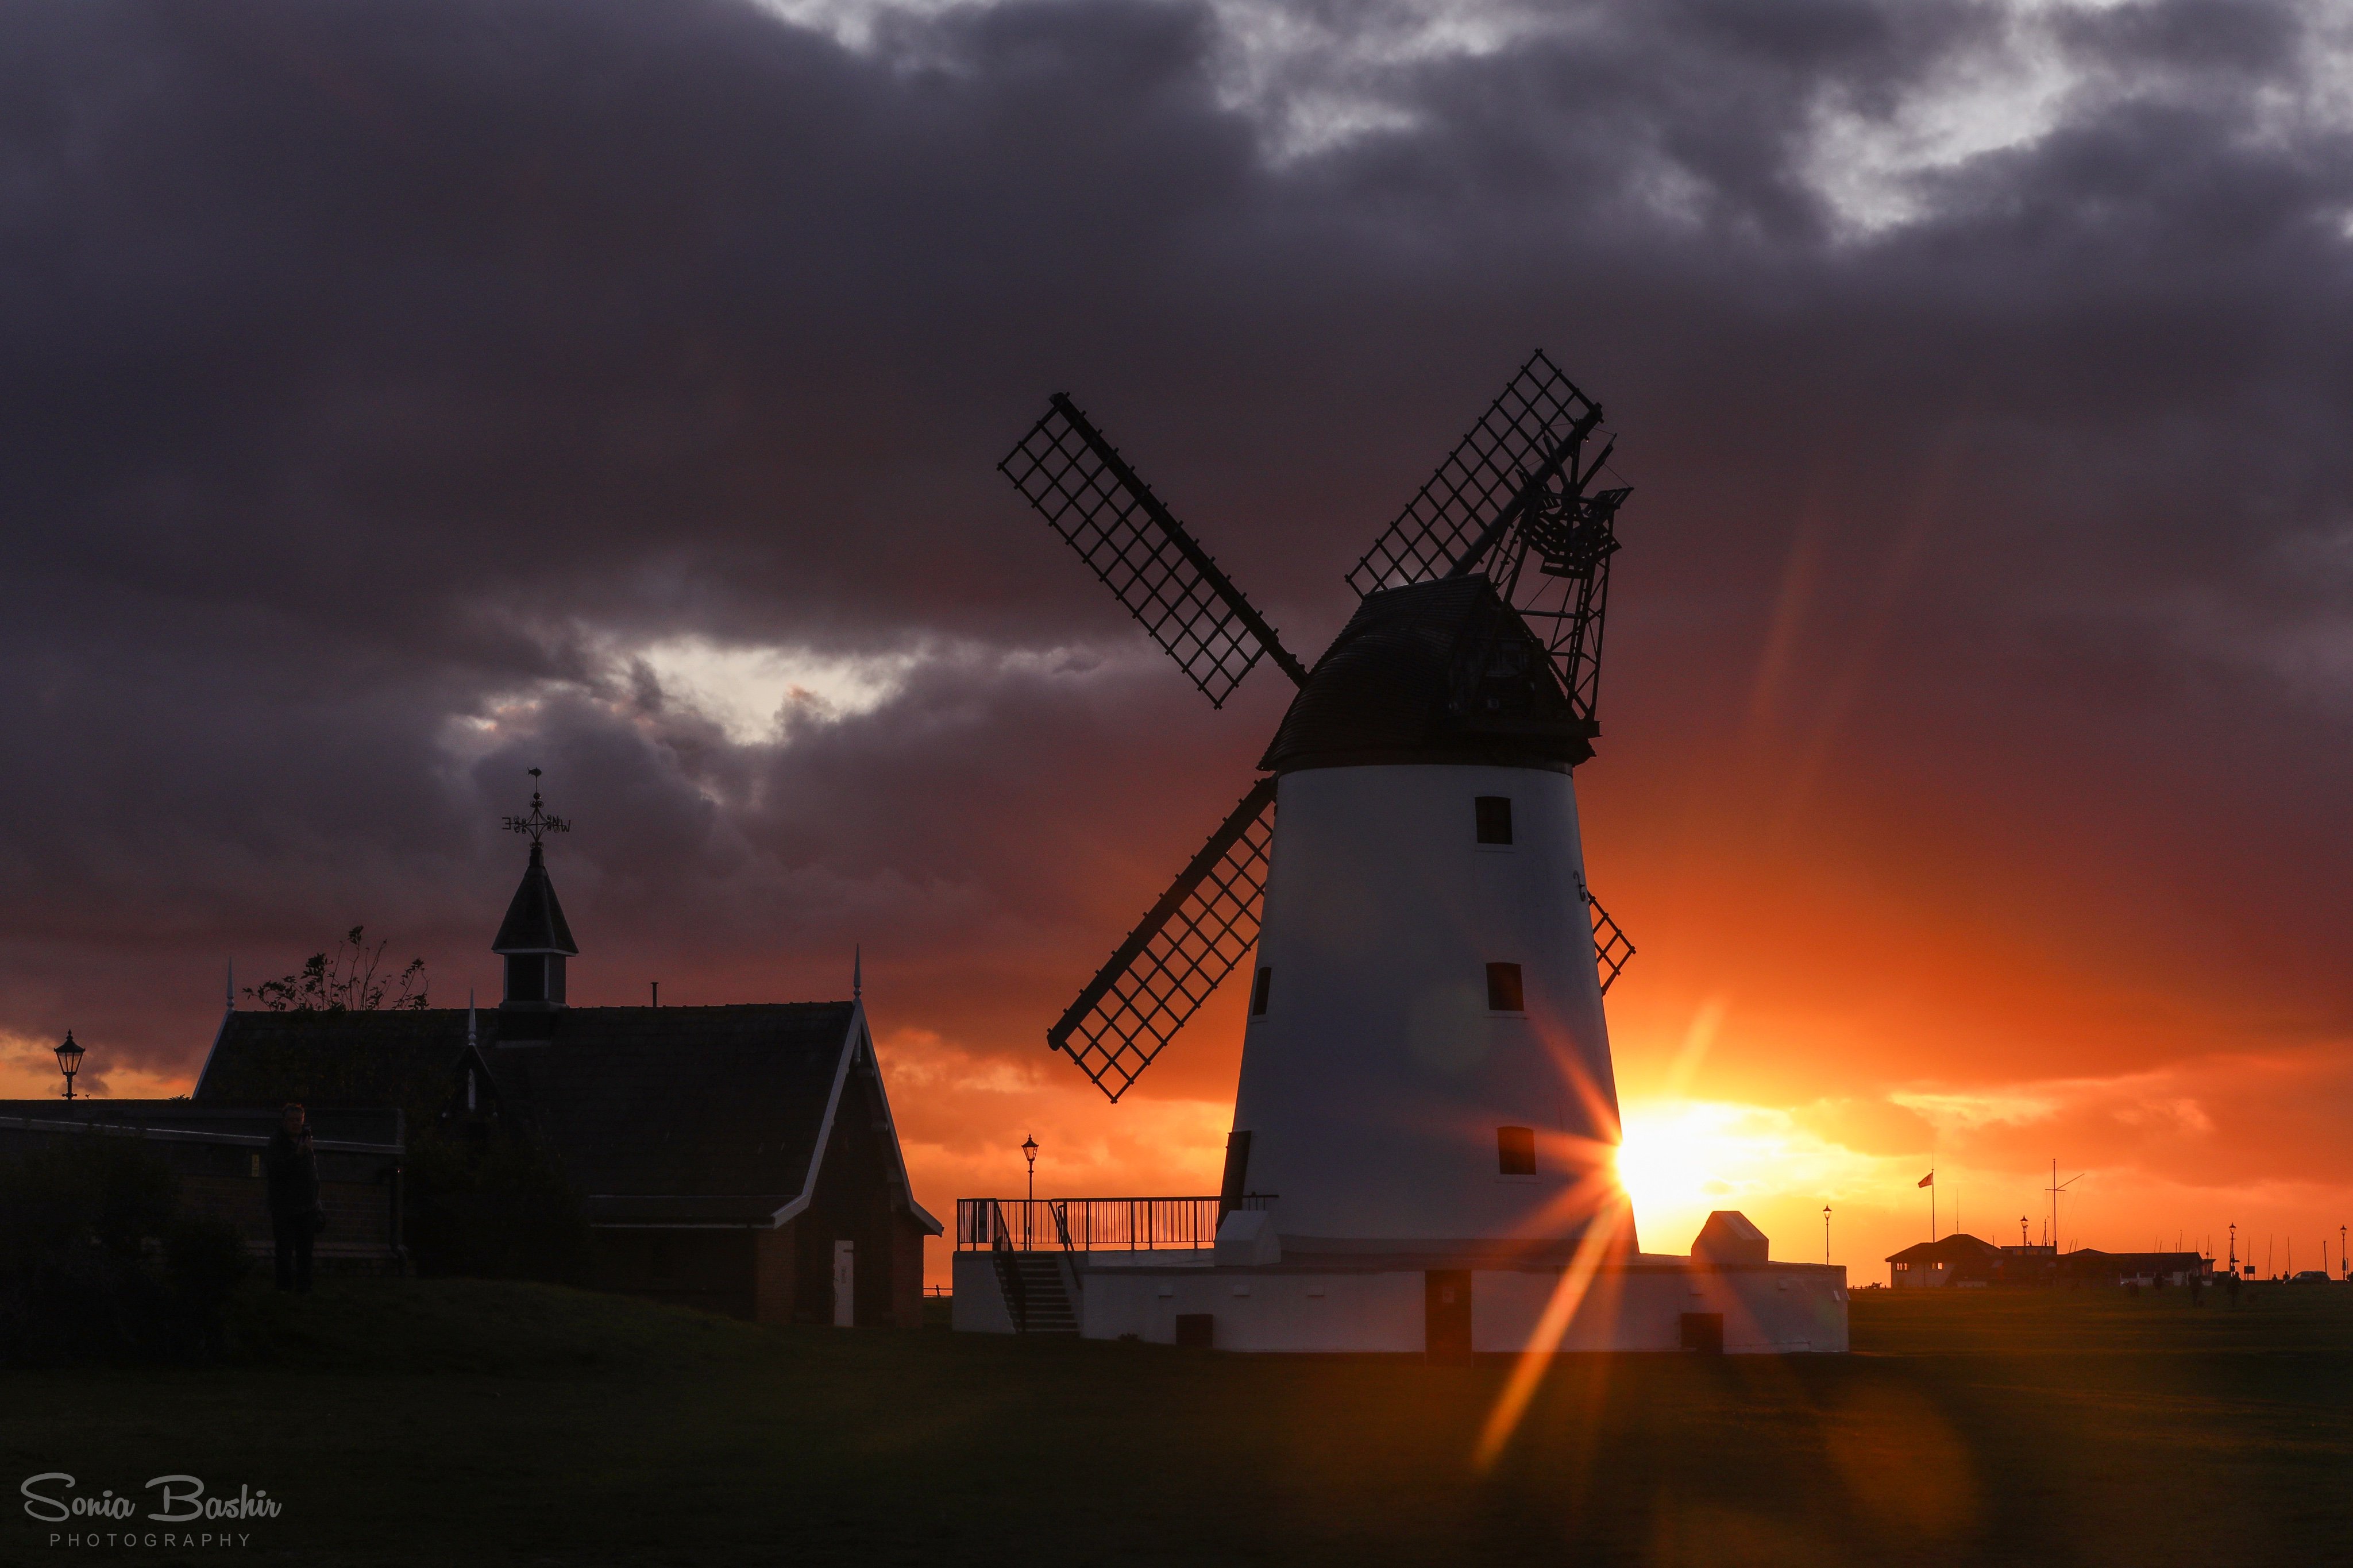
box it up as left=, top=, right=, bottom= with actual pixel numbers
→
left=1258, top=577, right=1596, bottom=775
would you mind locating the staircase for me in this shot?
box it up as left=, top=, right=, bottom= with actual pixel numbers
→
left=995, top=1252, right=1079, bottom=1335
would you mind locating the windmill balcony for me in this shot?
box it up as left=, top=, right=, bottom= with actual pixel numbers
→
left=954, top=1195, right=1277, bottom=1254
left=951, top=1195, right=1276, bottom=1337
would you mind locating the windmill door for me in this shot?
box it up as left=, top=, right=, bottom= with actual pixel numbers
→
left=1425, top=1269, right=1472, bottom=1362
left=832, top=1241, right=855, bottom=1328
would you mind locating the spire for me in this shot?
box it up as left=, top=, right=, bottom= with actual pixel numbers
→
left=853, top=945, right=862, bottom=1001
left=493, top=768, right=578, bottom=957
left=495, top=770, right=577, bottom=1013
left=493, top=840, right=579, bottom=956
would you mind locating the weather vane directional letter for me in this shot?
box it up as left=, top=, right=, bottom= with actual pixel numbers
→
left=502, top=767, right=572, bottom=845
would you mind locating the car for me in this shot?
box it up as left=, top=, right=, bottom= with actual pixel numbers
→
left=2290, top=1270, right=2331, bottom=1283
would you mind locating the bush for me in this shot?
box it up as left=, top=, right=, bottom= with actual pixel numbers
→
left=403, top=1125, right=591, bottom=1285
left=0, top=1140, right=250, bottom=1365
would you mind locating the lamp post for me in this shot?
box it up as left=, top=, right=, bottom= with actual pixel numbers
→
left=54, top=1031, right=84, bottom=1102
left=1021, top=1136, right=1039, bottom=1252
left=1822, top=1204, right=1831, bottom=1266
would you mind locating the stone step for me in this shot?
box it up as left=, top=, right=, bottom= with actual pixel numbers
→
left=999, top=1253, right=1080, bottom=1335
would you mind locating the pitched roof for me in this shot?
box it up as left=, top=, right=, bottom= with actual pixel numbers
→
left=1259, top=576, right=1594, bottom=774
left=485, top=1003, right=852, bottom=1202
left=192, top=1006, right=478, bottom=1134
left=1885, top=1233, right=2005, bottom=1264
left=492, top=843, right=578, bottom=955
left=192, top=1001, right=938, bottom=1233
left=1693, top=1210, right=1769, bottom=1264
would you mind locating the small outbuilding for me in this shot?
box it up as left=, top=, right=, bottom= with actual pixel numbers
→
left=1692, top=1210, right=1769, bottom=1266
left=1885, top=1233, right=2004, bottom=1288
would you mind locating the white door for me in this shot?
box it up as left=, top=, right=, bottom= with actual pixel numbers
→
left=831, top=1240, right=855, bottom=1327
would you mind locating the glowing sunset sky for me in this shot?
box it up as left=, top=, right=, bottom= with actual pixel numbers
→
left=5, top=0, right=2350, bottom=1288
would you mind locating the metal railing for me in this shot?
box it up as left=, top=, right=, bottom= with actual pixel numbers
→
left=955, top=1195, right=1274, bottom=1252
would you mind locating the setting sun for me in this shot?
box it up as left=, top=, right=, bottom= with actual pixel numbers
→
left=1614, top=1097, right=1897, bottom=1256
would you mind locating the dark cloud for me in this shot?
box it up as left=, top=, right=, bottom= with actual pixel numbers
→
left=2, top=0, right=2350, bottom=1193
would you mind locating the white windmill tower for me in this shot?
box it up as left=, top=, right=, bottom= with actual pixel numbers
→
left=988, top=356, right=1845, bottom=1354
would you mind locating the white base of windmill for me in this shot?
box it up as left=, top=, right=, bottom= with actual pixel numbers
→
left=952, top=1216, right=1849, bottom=1353
left=948, top=763, right=1873, bottom=1352
left=1224, top=764, right=1625, bottom=1249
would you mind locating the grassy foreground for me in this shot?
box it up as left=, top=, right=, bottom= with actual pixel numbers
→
left=3, top=1279, right=2348, bottom=1566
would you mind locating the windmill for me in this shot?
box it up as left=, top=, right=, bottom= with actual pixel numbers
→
left=1000, top=352, right=1638, bottom=1249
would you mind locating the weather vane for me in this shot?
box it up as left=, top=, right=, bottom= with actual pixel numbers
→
left=502, top=767, right=572, bottom=845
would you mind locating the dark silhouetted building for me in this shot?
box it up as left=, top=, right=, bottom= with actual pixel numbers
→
left=1887, top=1233, right=2004, bottom=1288
left=0, top=1102, right=404, bottom=1268
left=1889, top=1234, right=2210, bottom=1289
left=192, top=834, right=940, bottom=1325
left=2055, top=1248, right=2209, bottom=1287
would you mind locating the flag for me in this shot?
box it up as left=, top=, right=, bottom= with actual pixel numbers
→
left=1918, top=1172, right=1935, bottom=1188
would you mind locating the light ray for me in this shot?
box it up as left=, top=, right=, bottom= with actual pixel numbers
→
left=1472, top=1181, right=1634, bottom=1470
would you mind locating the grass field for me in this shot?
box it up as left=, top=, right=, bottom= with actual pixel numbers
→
left=5, top=1279, right=2348, bottom=1566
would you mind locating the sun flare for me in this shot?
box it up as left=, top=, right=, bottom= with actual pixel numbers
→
left=1612, top=1102, right=1738, bottom=1233
left=1614, top=1098, right=1892, bottom=1252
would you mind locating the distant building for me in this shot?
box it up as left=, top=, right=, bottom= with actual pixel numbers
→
left=191, top=807, right=940, bottom=1326
left=1888, top=1235, right=2209, bottom=1289
left=2056, top=1249, right=2208, bottom=1288
left=1887, top=1233, right=2004, bottom=1288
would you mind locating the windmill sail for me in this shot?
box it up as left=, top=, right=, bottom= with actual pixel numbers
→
left=1347, top=352, right=1628, bottom=725
left=1348, top=351, right=1606, bottom=594
left=1586, top=886, right=1635, bottom=995
left=1001, top=396, right=1308, bottom=708
left=1048, top=777, right=1278, bottom=1102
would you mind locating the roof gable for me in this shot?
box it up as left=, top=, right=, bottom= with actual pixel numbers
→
left=1885, top=1233, right=2004, bottom=1264
left=487, top=1003, right=854, bottom=1203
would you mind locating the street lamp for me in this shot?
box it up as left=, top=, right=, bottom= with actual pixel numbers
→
left=1822, top=1204, right=1831, bottom=1266
left=54, top=1031, right=84, bottom=1101
left=1021, top=1135, right=1038, bottom=1205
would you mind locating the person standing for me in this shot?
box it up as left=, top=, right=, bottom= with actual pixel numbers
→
left=265, top=1102, right=321, bottom=1293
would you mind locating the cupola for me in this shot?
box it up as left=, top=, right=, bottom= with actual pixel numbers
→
left=493, top=771, right=578, bottom=1014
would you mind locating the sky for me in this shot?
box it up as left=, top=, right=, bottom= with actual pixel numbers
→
left=5, top=0, right=2351, bottom=1287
